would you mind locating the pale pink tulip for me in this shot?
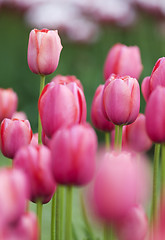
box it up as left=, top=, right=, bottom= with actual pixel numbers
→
left=0, top=88, right=18, bottom=122
left=103, top=43, right=143, bottom=81
left=27, top=28, right=62, bottom=75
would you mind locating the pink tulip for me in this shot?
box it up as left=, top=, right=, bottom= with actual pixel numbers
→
left=0, top=118, right=32, bottom=159
left=52, top=75, right=84, bottom=90
left=91, top=151, right=150, bottom=222
left=141, top=76, right=150, bottom=102
left=141, top=58, right=165, bottom=101
left=50, top=123, right=97, bottom=185
left=27, top=28, right=62, bottom=75
left=116, top=205, right=148, bottom=240
left=103, top=43, right=143, bottom=81
left=145, top=86, right=165, bottom=143
left=102, top=74, right=140, bottom=125
left=14, top=144, right=56, bottom=203
left=1, top=212, right=38, bottom=240
left=0, top=88, right=18, bottom=122
left=0, top=168, right=29, bottom=226
left=124, top=114, right=152, bottom=152
left=38, top=79, right=87, bottom=138
left=12, top=111, right=27, bottom=120
left=91, top=85, right=115, bottom=132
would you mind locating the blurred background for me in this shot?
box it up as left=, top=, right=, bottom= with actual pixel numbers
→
left=0, top=0, right=165, bottom=140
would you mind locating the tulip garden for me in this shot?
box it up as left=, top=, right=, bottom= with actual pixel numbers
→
left=1, top=3, right=165, bottom=240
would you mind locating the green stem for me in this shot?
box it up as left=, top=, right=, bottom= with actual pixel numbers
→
left=151, top=143, right=161, bottom=224
left=114, top=125, right=119, bottom=149
left=118, top=125, right=123, bottom=151
left=65, top=186, right=73, bottom=240
left=51, top=193, right=56, bottom=240
left=38, top=75, right=45, bottom=144
left=37, top=200, right=43, bottom=240
left=59, top=187, right=64, bottom=240
left=160, top=144, right=165, bottom=209
left=103, top=225, right=109, bottom=240
left=80, top=192, right=94, bottom=240
left=105, top=132, right=110, bottom=150
left=55, top=187, right=60, bottom=240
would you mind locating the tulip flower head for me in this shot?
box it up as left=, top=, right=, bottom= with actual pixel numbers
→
left=0, top=118, right=32, bottom=159
left=27, top=28, right=63, bottom=75
left=39, top=78, right=87, bottom=138
left=91, top=84, right=115, bottom=132
left=103, top=43, right=143, bottom=81
left=50, top=123, right=97, bottom=186
left=0, top=88, right=18, bottom=123
left=102, top=74, right=140, bottom=125
left=14, top=144, right=56, bottom=204
left=145, top=86, right=165, bottom=143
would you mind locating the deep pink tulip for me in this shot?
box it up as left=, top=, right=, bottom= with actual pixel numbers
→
left=38, top=79, right=87, bottom=138
left=0, top=168, right=29, bottom=226
left=145, top=86, right=165, bottom=143
left=91, top=85, right=115, bottom=132
left=103, top=43, right=143, bottom=81
left=124, top=114, right=152, bottom=152
left=1, top=212, right=38, bottom=240
left=102, top=74, right=140, bottom=125
left=91, top=151, right=150, bottom=222
left=50, top=124, right=97, bottom=186
left=14, top=144, right=56, bottom=203
left=116, top=205, right=148, bottom=240
left=27, top=28, right=62, bottom=75
left=0, top=118, right=32, bottom=159
left=0, top=88, right=18, bottom=122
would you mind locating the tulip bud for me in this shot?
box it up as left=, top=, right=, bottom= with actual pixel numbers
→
left=0, top=88, right=18, bottom=122
left=0, top=168, right=29, bottom=226
left=102, top=74, right=140, bottom=125
left=14, top=144, right=56, bottom=204
left=141, top=76, right=150, bottom=102
left=38, top=78, right=87, bottom=138
left=91, top=85, right=115, bottom=132
left=0, top=118, right=32, bottom=159
left=103, top=43, right=143, bottom=81
left=145, top=86, right=165, bottom=143
left=27, top=28, right=62, bottom=75
left=124, top=114, right=152, bottom=152
left=50, top=124, right=97, bottom=186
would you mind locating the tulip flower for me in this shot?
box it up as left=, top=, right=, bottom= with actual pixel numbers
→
left=0, top=168, right=29, bottom=226
left=103, top=43, right=143, bottom=81
left=91, top=151, right=150, bottom=222
left=0, top=88, right=18, bottom=123
left=102, top=74, right=140, bottom=125
left=116, top=205, right=148, bottom=240
left=145, top=86, right=165, bottom=143
left=50, top=124, right=97, bottom=185
left=38, top=78, right=87, bottom=138
left=1, top=212, right=38, bottom=240
left=91, top=84, right=115, bottom=132
left=14, top=144, right=56, bottom=204
left=124, top=114, right=152, bottom=152
left=12, top=111, right=27, bottom=120
left=52, top=74, right=84, bottom=90
left=141, top=76, right=150, bottom=102
left=0, top=118, right=32, bottom=159
left=27, top=28, right=62, bottom=75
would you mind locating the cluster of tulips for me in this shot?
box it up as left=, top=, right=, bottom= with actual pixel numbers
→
left=0, top=28, right=165, bottom=240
